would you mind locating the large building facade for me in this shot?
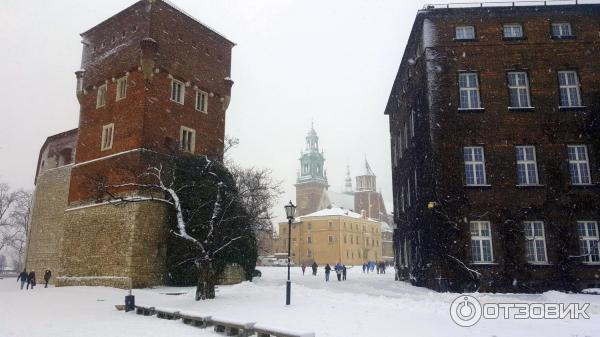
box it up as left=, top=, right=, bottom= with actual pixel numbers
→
left=25, top=0, right=234, bottom=287
left=274, top=208, right=383, bottom=266
left=387, top=3, right=600, bottom=292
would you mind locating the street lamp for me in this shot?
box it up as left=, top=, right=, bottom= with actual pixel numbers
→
left=284, top=200, right=296, bottom=305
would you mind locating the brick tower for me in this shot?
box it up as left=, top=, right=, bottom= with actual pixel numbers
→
left=25, top=0, right=234, bottom=287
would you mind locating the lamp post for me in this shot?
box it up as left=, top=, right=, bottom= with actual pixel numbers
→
left=284, top=200, right=296, bottom=305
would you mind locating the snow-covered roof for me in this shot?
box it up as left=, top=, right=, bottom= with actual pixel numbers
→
left=379, top=221, right=393, bottom=232
left=302, top=207, right=363, bottom=219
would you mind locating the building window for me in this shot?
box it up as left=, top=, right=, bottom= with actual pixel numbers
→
left=179, top=126, right=196, bottom=153
left=195, top=89, right=208, bottom=113
left=578, top=221, right=599, bottom=264
left=307, top=236, right=312, bottom=244
left=350, top=236, right=353, bottom=244
left=455, top=25, right=475, bottom=40
left=503, top=23, right=523, bottom=39
left=101, top=123, right=114, bottom=151
left=96, top=84, right=107, bottom=108
left=116, top=76, right=127, bottom=101
left=470, top=221, right=493, bottom=263
left=551, top=22, right=573, bottom=38
left=507, top=72, right=531, bottom=108
left=410, top=111, right=415, bottom=138
left=464, top=146, right=487, bottom=186
left=568, top=145, right=591, bottom=185
left=403, top=122, right=408, bottom=150
left=328, top=235, right=335, bottom=244
left=458, top=72, right=481, bottom=109
left=344, top=236, right=347, bottom=244
left=170, top=79, right=185, bottom=104
left=307, top=249, right=312, bottom=258
left=558, top=71, right=582, bottom=107
left=308, top=223, right=312, bottom=229
left=516, top=146, right=539, bottom=185
left=523, top=221, right=547, bottom=264
left=398, top=131, right=403, bottom=159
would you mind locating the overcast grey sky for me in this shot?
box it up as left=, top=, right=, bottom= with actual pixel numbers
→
left=0, top=0, right=449, bottom=223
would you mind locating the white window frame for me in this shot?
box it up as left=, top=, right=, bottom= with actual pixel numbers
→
left=455, top=25, right=475, bottom=40
left=116, top=76, right=127, bottom=101
left=516, top=146, right=539, bottom=185
left=195, top=89, right=208, bottom=113
left=507, top=72, right=532, bottom=108
left=523, top=221, right=548, bottom=264
left=503, top=23, right=523, bottom=38
left=170, top=79, right=185, bottom=105
left=458, top=72, right=482, bottom=109
left=567, top=145, right=591, bottom=185
left=558, top=71, right=582, bottom=107
left=101, top=123, right=114, bottom=151
left=96, top=84, right=107, bottom=108
left=179, top=126, right=196, bottom=153
left=470, top=221, right=494, bottom=263
left=578, top=221, right=599, bottom=264
left=552, top=22, right=572, bottom=38
left=464, top=146, right=487, bottom=186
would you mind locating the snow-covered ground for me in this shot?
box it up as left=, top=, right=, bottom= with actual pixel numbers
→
left=1, top=267, right=599, bottom=337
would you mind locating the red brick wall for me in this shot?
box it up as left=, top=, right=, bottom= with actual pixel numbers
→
left=69, top=0, right=233, bottom=203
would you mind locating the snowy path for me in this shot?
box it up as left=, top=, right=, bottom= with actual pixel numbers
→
left=1, top=267, right=599, bottom=337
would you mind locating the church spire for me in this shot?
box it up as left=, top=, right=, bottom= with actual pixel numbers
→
left=343, top=164, right=353, bottom=195
left=297, top=123, right=328, bottom=185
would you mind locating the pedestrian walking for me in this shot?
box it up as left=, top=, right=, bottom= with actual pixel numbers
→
left=311, top=262, right=318, bottom=276
left=324, top=264, right=331, bottom=282
left=44, top=270, right=52, bottom=288
left=301, top=264, right=306, bottom=275
left=342, top=265, right=347, bottom=281
left=362, top=263, right=367, bottom=273
left=334, top=262, right=343, bottom=281
left=17, top=269, right=28, bottom=290
left=27, top=270, right=36, bottom=289
left=380, top=262, right=386, bottom=274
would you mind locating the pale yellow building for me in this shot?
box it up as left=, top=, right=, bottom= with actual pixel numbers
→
left=273, top=207, right=383, bottom=266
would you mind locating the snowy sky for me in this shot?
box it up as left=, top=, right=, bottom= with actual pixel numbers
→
left=0, top=0, right=465, bottom=224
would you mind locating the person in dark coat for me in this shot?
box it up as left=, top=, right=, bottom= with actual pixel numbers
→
left=17, top=269, right=28, bottom=290
left=44, top=270, right=52, bottom=288
left=342, top=265, right=347, bottom=281
left=324, top=264, right=331, bottom=282
left=334, top=263, right=343, bottom=281
left=27, top=270, right=36, bottom=289
left=301, top=264, right=306, bottom=275
left=311, top=262, right=318, bottom=276
left=362, top=263, right=367, bottom=273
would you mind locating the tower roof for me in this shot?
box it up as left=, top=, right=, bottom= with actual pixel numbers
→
left=361, top=159, right=375, bottom=176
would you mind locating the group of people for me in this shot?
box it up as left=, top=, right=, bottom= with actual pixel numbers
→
left=16, top=269, right=52, bottom=290
left=362, top=261, right=387, bottom=274
left=300, top=262, right=348, bottom=282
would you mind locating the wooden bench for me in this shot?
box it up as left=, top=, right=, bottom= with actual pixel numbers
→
left=212, top=316, right=256, bottom=337
left=252, top=324, right=315, bottom=337
left=179, top=311, right=212, bottom=328
left=154, top=307, right=181, bottom=320
left=134, top=305, right=155, bottom=316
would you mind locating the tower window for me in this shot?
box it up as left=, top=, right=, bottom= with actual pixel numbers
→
left=195, top=89, right=208, bottom=113
left=101, top=123, right=114, bottom=151
left=180, top=126, right=196, bottom=153
left=171, top=79, right=185, bottom=104
left=116, top=76, right=127, bottom=101
left=96, top=84, right=107, bottom=108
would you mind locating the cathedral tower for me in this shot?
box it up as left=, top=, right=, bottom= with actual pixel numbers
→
left=354, top=159, right=387, bottom=221
left=295, top=124, right=328, bottom=216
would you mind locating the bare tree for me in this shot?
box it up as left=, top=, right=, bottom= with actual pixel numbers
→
left=0, top=183, right=32, bottom=259
left=100, top=155, right=260, bottom=300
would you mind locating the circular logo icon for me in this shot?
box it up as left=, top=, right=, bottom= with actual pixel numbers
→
left=450, top=295, right=482, bottom=327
